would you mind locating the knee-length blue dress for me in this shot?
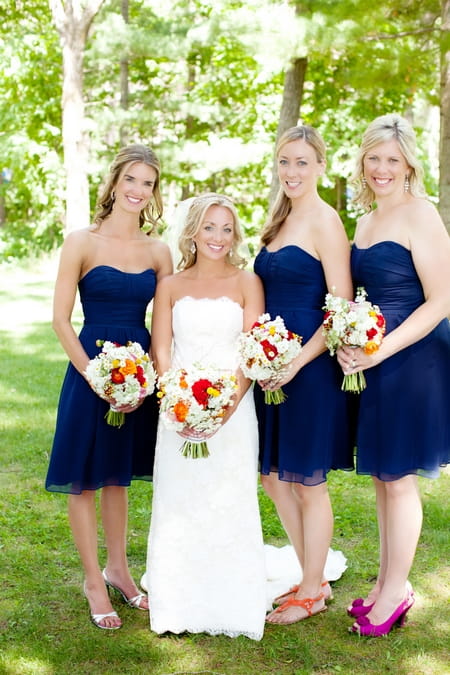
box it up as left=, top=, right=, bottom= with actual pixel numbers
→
left=351, top=242, right=450, bottom=480
left=254, top=246, right=355, bottom=486
left=45, top=265, right=158, bottom=495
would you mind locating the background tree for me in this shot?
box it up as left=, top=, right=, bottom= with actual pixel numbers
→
left=49, top=0, right=105, bottom=232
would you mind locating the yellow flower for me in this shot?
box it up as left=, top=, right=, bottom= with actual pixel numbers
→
left=206, top=387, right=220, bottom=397
left=268, top=326, right=276, bottom=335
left=112, top=359, right=120, bottom=368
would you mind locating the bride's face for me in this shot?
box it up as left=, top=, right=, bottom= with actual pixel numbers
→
left=193, top=205, right=235, bottom=261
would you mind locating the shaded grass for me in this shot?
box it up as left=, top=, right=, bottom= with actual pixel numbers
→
left=0, top=257, right=449, bottom=675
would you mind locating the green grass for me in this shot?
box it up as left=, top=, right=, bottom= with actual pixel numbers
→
left=0, top=256, right=449, bottom=675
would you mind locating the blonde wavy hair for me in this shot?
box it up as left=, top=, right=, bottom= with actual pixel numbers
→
left=177, top=192, right=246, bottom=270
left=94, top=144, right=163, bottom=231
left=260, top=125, right=326, bottom=247
left=351, top=113, right=426, bottom=211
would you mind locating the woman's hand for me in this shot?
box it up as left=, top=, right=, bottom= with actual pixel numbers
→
left=337, top=346, right=380, bottom=374
left=258, top=361, right=296, bottom=391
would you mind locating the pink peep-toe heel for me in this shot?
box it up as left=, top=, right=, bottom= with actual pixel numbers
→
left=350, top=592, right=415, bottom=637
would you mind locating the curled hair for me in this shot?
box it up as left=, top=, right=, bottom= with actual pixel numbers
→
left=177, top=192, right=246, bottom=271
left=94, top=144, right=163, bottom=231
left=260, top=125, right=326, bottom=247
left=351, top=113, right=426, bottom=211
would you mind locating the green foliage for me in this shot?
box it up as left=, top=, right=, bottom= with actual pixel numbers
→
left=0, top=0, right=445, bottom=259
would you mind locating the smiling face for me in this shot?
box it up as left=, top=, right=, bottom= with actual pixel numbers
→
left=363, top=139, right=410, bottom=198
left=114, top=161, right=157, bottom=215
left=277, top=138, right=325, bottom=199
left=193, top=205, right=235, bottom=261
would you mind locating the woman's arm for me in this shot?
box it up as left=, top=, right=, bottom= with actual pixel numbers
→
left=52, top=231, right=91, bottom=376
left=150, top=276, right=175, bottom=375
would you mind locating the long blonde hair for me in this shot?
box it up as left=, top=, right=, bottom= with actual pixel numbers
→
left=351, top=113, right=426, bottom=211
left=260, top=125, right=326, bottom=247
left=177, top=192, right=246, bottom=270
left=94, top=144, right=163, bottom=231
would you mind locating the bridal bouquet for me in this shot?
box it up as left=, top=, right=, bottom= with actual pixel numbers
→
left=157, top=365, right=238, bottom=458
left=85, top=340, right=157, bottom=427
left=237, top=313, right=302, bottom=404
left=322, top=287, right=386, bottom=393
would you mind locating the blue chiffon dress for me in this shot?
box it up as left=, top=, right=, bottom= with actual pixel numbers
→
left=45, top=265, right=158, bottom=495
left=351, top=241, right=450, bottom=480
left=254, top=246, right=355, bottom=486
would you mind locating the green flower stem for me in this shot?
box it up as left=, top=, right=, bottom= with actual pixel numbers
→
left=180, top=440, right=210, bottom=459
left=105, top=409, right=126, bottom=427
left=264, top=387, right=287, bottom=405
left=341, top=371, right=367, bottom=393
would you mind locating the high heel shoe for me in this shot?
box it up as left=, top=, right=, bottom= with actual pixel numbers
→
left=347, top=598, right=374, bottom=618
left=348, top=580, right=413, bottom=618
left=83, top=582, right=121, bottom=630
left=350, top=592, right=415, bottom=637
left=102, top=569, right=148, bottom=610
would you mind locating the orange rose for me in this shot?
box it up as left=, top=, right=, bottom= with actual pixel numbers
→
left=173, top=401, right=189, bottom=422
left=119, top=359, right=137, bottom=376
left=364, top=341, right=379, bottom=355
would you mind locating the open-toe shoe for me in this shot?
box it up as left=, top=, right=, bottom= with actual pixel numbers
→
left=102, top=568, right=148, bottom=610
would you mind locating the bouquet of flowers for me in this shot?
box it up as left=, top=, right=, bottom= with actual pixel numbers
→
left=237, top=313, right=303, bottom=404
left=85, top=340, right=157, bottom=427
left=322, top=287, right=386, bottom=393
left=157, top=365, right=238, bottom=458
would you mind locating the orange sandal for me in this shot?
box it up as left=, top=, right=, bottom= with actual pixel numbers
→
left=266, top=592, right=326, bottom=625
left=273, top=581, right=333, bottom=606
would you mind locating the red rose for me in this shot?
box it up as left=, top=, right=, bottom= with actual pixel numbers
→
left=261, top=339, right=278, bottom=361
left=191, top=379, right=213, bottom=407
left=376, top=315, right=385, bottom=328
left=366, top=327, right=377, bottom=340
left=111, top=368, right=125, bottom=384
left=135, top=365, right=146, bottom=386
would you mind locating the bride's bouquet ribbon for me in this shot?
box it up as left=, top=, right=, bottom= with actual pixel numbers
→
left=157, top=365, right=238, bottom=458
left=322, top=287, right=386, bottom=393
left=85, top=340, right=157, bottom=427
left=237, top=313, right=302, bottom=404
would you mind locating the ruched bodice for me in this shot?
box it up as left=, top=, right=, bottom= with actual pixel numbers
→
left=80, top=265, right=156, bottom=330
left=351, top=241, right=450, bottom=479
left=352, top=243, right=425, bottom=326
left=46, top=265, right=158, bottom=494
left=254, top=246, right=355, bottom=485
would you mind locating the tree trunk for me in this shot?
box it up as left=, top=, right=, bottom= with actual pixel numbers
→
left=49, top=0, right=105, bottom=232
left=439, top=0, right=450, bottom=233
left=268, top=57, right=307, bottom=208
left=119, top=0, right=129, bottom=146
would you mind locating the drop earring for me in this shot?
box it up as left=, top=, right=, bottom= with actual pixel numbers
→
left=111, top=190, right=116, bottom=203
left=190, top=240, right=196, bottom=254
left=361, top=176, right=367, bottom=188
left=404, top=175, right=410, bottom=192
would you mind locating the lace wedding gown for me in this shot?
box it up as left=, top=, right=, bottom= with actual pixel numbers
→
left=145, top=297, right=267, bottom=640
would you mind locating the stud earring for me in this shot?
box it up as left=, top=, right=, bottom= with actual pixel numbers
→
left=361, top=176, right=367, bottom=188
left=404, top=175, right=410, bottom=192
left=190, top=240, right=196, bottom=254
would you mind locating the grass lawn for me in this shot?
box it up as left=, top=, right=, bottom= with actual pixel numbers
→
left=0, top=256, right=449, bottom=675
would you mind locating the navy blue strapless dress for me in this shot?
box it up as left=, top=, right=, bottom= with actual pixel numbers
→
left=254, top=246, right=355, bottom=486
left=46, top=266, right=159, bottom=494
left=352, top=242, right=450, bottom=480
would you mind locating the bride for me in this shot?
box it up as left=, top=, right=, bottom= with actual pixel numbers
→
left=145, top=192, right=267, bottom=640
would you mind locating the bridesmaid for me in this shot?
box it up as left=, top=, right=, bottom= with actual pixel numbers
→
left=254, top=125, right=355, bottom=625
left=46, top=145, right=172, bottom=629
left=338, top=113, right=450, bottom=636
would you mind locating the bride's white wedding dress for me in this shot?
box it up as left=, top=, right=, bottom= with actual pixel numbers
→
left=146, top=297, right=267, bottom=640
